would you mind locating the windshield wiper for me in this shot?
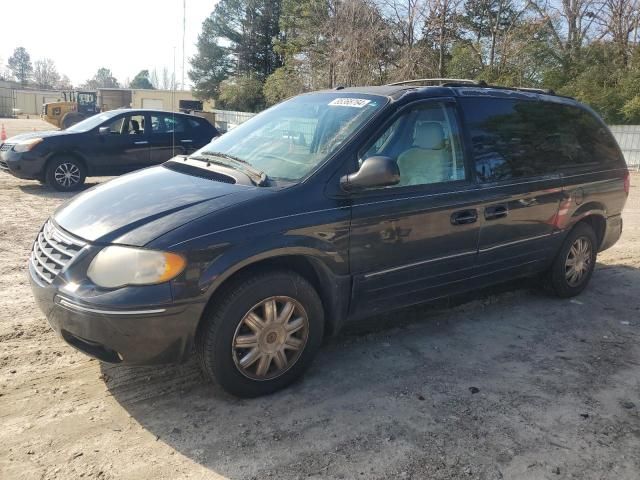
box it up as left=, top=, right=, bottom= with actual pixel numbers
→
left=196, top=151, right=268, bottom=186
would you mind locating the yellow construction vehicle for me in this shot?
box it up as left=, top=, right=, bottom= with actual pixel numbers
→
left=42, top=91, right=100, bottom=129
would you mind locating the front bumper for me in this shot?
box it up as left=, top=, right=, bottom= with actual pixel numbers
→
left=0, top=148, right=46, bottom=180
left=29, top=260, right=205, bottom=365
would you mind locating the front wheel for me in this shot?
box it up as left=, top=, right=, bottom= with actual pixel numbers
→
left=196, top=270, right=324, bottom=397
left=61, top=112, right=85, bottom=129
left=547, top=223, right=598, bottom=297
left=45, top=157, right=86, bottom=191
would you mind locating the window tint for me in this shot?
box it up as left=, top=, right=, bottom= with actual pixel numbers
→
left=361, top=102, right=465, bottom=187
left=151, top=114, right=186, bottom=134
left=103, top=114, right=145, bottom=135
left=461, top=98, right=621, bottom=182
left=188, top=118, right=203, bottom=129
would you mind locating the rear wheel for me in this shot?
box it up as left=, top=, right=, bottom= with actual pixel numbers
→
left=547, top=223, right=597, bottom=297
left=196, top=270, right=324, bottom=397
left=45, top=156, right=86, bottom=191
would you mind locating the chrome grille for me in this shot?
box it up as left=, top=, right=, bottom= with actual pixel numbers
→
left=0, top=143, right=14, bottom=152
left=30, top=221, right=86, bottom=284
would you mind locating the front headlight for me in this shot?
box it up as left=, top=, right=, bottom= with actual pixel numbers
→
left=13, top=138, right=43, bottom=153
left=87, top=246, right=186, bottom=288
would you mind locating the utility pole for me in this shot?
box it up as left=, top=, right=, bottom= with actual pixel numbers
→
left=182, top=0, right=186, bottom=91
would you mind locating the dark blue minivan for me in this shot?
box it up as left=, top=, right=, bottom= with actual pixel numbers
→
left=28, top=81, right=629, bottom=396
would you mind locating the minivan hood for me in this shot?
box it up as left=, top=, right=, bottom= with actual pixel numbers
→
left=54, top=165, right=255, bottom=245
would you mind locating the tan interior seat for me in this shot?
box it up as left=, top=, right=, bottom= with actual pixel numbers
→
left=397, top=121, right=449, bottom=186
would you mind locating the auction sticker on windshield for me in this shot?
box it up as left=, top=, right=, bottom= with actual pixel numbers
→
left=329, top=98, right=371, bottom=108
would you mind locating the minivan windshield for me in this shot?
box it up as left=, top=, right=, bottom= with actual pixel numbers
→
left=66, top=112, right=119, bottom=132
left=196, top=93, right=387, bottom=181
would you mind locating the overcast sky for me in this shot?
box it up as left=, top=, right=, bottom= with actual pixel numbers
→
left=0, top=0, right=217, bottom=88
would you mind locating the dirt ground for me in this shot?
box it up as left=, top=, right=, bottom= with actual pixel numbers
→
left=1, top=119, right=639, bottom=479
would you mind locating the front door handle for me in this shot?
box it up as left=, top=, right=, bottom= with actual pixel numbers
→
left=485, top=205, right=508, bottom=220
left=180, top=139, right=193, bottom=143
left=451, top=209, right=478, bottom=225
left=134, top=140, right=149, bottom=145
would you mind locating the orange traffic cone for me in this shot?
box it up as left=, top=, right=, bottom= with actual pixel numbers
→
left=0, top=124, right=6, bottom=142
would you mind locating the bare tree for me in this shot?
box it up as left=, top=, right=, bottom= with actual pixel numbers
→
left=424, top=0, right=464, bottom=76
left=149, top=68, right=159, bottom=88
left=595, top=0, right=640, bottom=65
left=56, top=74, right=73, bottom=90
left=33, top=58, right=60, bottom=89
left=382, top=0, right=432, bottom=79
left=531, top=0, right=603, bottom=63
left=161, top=67, right=171, bottom=90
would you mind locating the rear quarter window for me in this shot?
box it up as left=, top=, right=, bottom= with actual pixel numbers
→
left=460, top=97, right=624, bottom=182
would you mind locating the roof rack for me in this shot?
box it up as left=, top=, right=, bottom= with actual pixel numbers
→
left=386, top=78, right=485, bottom=86
left=386, top=78, right=560, bottom=97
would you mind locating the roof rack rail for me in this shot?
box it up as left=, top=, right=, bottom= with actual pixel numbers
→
left=504, top=86, right=556, bottom=95
left=386, top=78, right=485, bottom=86
left=386, top=78, right=564, bottom=97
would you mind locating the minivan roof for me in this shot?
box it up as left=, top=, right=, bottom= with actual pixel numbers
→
left=320, top=83, right=580, bottom=107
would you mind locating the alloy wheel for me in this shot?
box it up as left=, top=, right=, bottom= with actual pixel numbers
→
left=54, top=162, right=81, bottom=188
left=565, top=236, right=592, bottom=287
left=231, top=296, right=309, bottom=380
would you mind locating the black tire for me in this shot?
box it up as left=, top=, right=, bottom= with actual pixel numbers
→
left=196, top=270, right=324, bottom=397
left=61, top=112, right=85, bottom=129
left=45, top=156, right=86, bottom=192
left=546, top=222, right=598, bottom=298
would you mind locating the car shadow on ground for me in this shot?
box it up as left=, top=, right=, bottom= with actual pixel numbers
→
left=96, top=264, right=640, bottom=478
left=17, top=178, right=110, bottom=199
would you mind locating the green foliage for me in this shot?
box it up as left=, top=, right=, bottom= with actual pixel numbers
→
left=263, top=66, right=306, bottom=105
left=83, top=68, right=119, bottom=89
left=190, top=0, right=640, bottom=124
left=217, top=76, right=265, bottom=112
left=189, top=0, right=282, bottom=100
left=130, top=70, right=155, bottom=89
left=7, top=47, right=33, bottom=86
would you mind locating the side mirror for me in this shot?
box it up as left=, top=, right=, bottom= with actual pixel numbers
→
left=340, top=156, right=400, bottom=191
left=98, top=127, right=110, bottom=135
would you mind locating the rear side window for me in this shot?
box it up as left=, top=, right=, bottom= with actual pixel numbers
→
left=150, top=114, right=186, bottom=134
left=461, top=98, right=622, bottom=182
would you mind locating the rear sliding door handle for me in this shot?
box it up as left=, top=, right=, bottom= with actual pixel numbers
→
left=485, top=205, right=508, bottom=220
left=180, top=139, right=193, bottom=143
left=134, top=141, right=149, bottom=145
left=451, top=209, right=478, bottom=225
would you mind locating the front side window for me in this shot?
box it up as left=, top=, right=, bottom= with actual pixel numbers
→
left=361, top=102, right=466, bottom=187
left=104, top=114, right=145, bottom=135
left=197, top=93, right=386, bottom=181
left=66, top=112, right=118, bottom=132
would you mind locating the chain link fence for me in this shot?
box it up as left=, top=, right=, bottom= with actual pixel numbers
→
left=212, top=109, right=256, bottom=133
